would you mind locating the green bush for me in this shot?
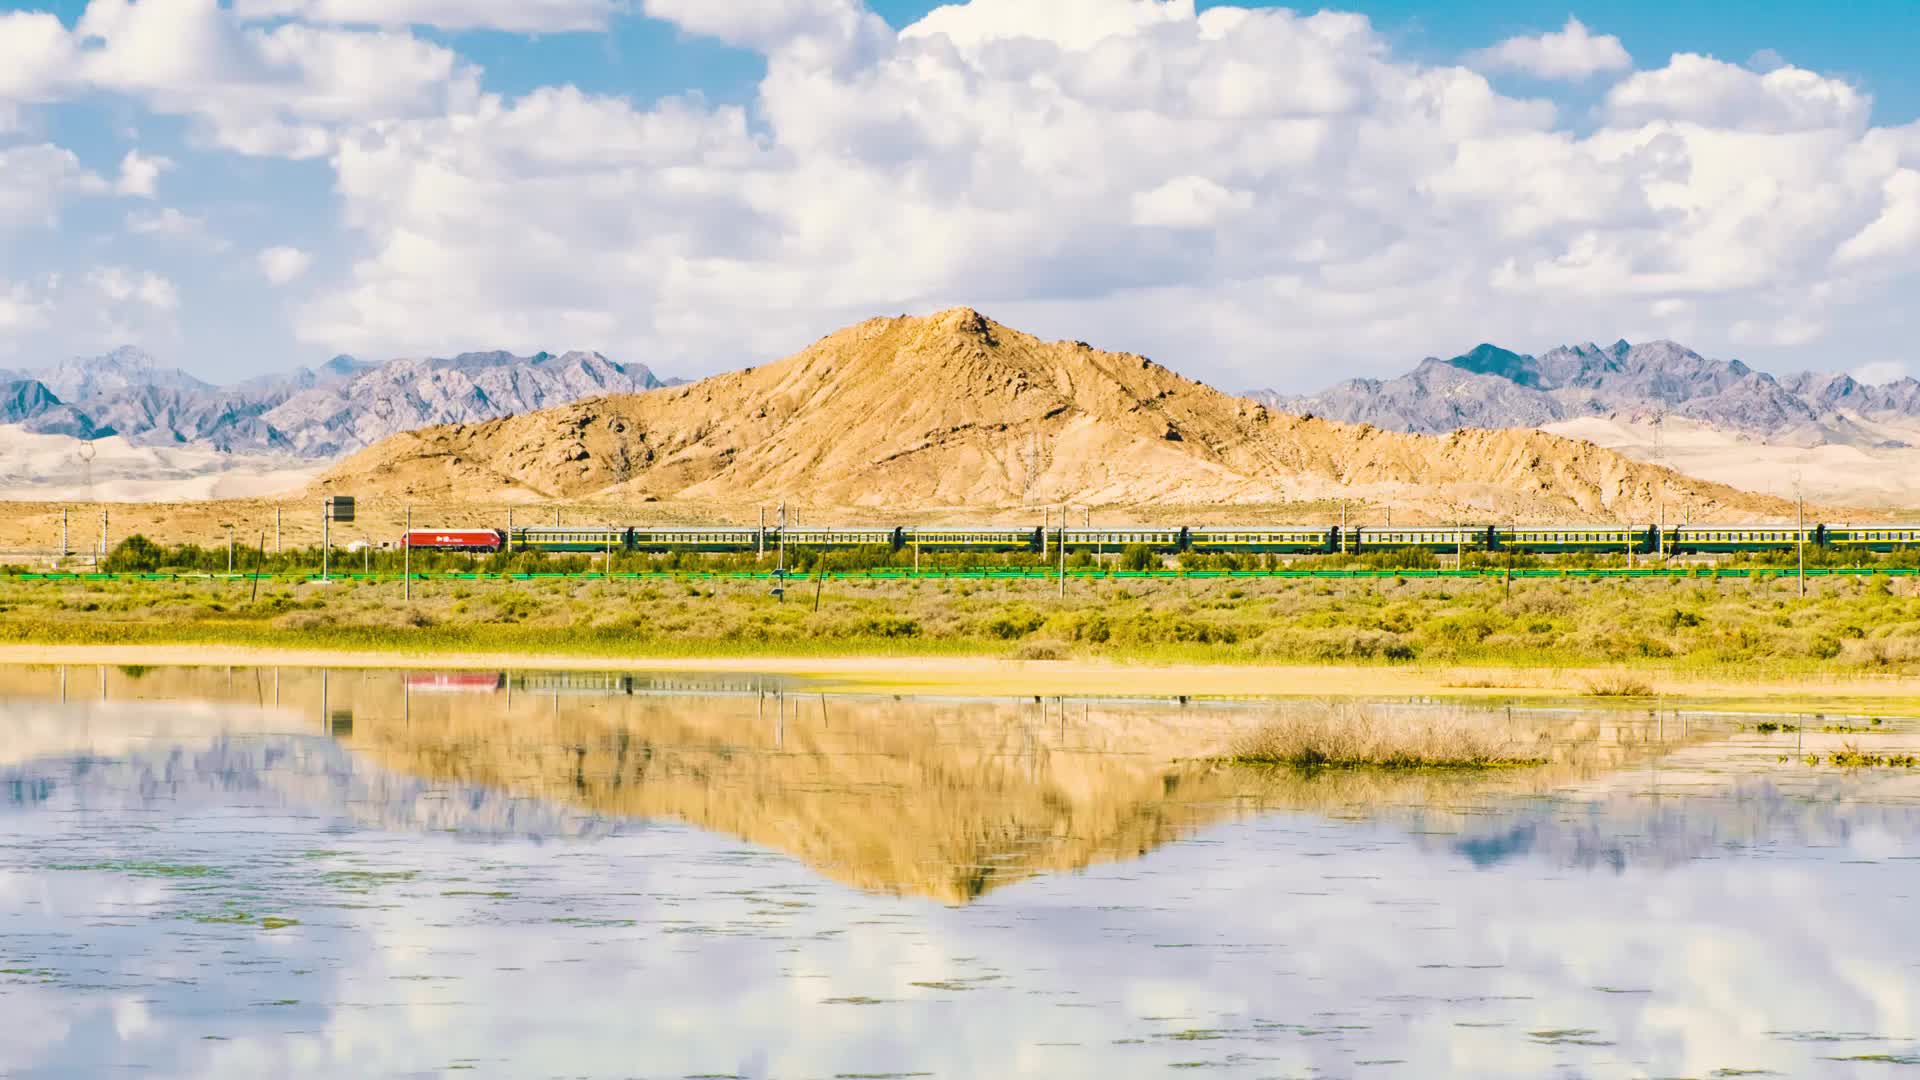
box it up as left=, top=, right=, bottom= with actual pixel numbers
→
left=103, top=535, right=167, bottom=573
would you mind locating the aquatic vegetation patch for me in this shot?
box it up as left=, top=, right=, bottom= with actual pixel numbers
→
left=1229, top=703, right=1547, bottom=770
left=1814, top=749, right=1920, bottom=768
left=1581, top=674, right=1656, bottom=698
left=1529, top=1028, right=1614, bottom=1046
left=908, top=976, right=1002, bottom=992
left=51, top=861, right=224, bottom=878
left=321, top=869, right=420, bottom=890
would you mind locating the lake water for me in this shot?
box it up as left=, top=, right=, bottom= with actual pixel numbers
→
left=3, top=666, right=1919, bottom=1078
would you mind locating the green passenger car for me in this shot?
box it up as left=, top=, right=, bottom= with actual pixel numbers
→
left=905, top=527, right=1043, bottom=552
left=1184, top=527, right=1336, bottom=554
left=1351, top=527, right=1492, bottom=552
left=1495, top=526, right=1654, bottom=554
left=1059, top=528, right=1184, bottom=553
left=777, top=528, right=904, bottom=551
left=1664, top=526, right=1820, bottom=553
left=1822, top=525, right=1920, bottom=553
left=515, top=527, right=631, bottom=553
left=630, top=528, right=763, bottom=553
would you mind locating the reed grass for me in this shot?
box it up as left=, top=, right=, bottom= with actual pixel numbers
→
left=1228, top=703, right=1548, bottom=770
left=1581, top=674, right=1657, bottom=697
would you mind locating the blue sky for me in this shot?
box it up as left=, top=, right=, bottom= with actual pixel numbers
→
left=1, top=0, right=1917, bottom=390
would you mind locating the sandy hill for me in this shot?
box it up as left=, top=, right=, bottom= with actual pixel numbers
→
left=320, top=308, right=1799, bottom=522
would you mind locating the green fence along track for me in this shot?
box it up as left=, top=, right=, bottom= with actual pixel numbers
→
left=6, top=567, right=1920, bottom=584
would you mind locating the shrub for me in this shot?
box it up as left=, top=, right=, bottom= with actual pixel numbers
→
left=103, top=535, right=167, bottom=573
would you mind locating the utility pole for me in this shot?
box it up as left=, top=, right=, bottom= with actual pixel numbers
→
left=776, top=502, right=787, bottom=602
left=225, top=524, right=234, bottom=574
left=1340, top=500, right=1348, bottom=555
left=322, top=502, right=330, bottom=582
left=100, top=510, right=109, bottom=564
left=1059, top=505, right=1068, bottom=597
left=275, top=508, right=282, bottom=555
left=758, top=507, right=766, bottom=560
left=1797, top=479, right=1806, bottom=599
left=61, top=508, right=68, bottom=566
left=404, top=506, right=412, bottom=602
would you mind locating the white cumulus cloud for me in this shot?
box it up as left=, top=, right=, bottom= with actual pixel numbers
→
left=4, top=0, right=1920, bottom=387
left=1606, top=53, right=1869, bottom=133
left=126, top=206, right=201, bottom=236
left=232, top=0, right=627, bottom=33
left=0, top=277, right=55, bottom=335
left=258, top=245, right=313, bottom=284
left=268, top=1, right=1920, bottom=386
left=1467, top=17, right=1631, bottom=81
left=906, top=0, right=1195, bottom=51
left=45, top=0, right=482, bottom=159
left=1852, top=360, right=1909, bottom=386
left=87, top=266, right=180, bottom=311
left=642, top=0, right=886, bottom=59
left=1131, top=176, right=1254, bottom=228
left=0, top=143, right=107, bottom=228
left=115, top=149, right=173, bottom=197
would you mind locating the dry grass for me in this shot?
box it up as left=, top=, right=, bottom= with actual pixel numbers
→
left=1582, top=673, right=1657, bottom=697
left=4, top=571, right=1920, bottom=677
left=1228, top=702, right=1548, bottom=770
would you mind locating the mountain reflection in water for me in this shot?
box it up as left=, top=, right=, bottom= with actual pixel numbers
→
left=5, top=665, right=1916, bottom=899
left=6, top=665, right=1920, bottom=1079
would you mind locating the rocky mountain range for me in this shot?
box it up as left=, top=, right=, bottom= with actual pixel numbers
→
left=318, top=308, right=1795, bottom=522
left=1255, top=340, right=1920, bottom=446
left=0, top=346, right=671, bottom=458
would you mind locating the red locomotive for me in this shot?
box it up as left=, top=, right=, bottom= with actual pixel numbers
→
left=404, top=529, right=507, bottom=553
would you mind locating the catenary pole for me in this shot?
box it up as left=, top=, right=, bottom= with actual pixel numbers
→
left=1059, top=505, right=1068, bottom=597
left=1797, top=487, right=1806, bottom=598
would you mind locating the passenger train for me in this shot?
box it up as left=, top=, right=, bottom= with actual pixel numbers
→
left=403, top=524, right=1920, bottom=556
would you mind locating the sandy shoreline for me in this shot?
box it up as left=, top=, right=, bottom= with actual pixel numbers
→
left=2, top=643, right=1919, bottom=709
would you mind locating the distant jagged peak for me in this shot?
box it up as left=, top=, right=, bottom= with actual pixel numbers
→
left=1261, top=333, right=1920, bottom=445
left=38, top=344, right=213, bottom=401
left=1441, top=343, right=1542, bottom=387
left=320, top=353, right=373, bottom=378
